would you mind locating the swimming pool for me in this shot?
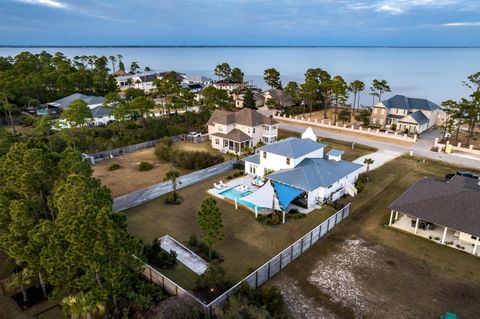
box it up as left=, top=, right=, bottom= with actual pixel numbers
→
left=219, top=187, right=257, bottom=210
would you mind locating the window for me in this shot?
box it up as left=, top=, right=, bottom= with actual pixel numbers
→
left=286, top=158, right=291, bottom=165
left=215, top=139, right=220, bottom=145
left=253, top=128, right=256, bottom=133
left=381, top=109, right=385, bottom=115
left=471, top=235, right=478, bottom=240
left=379, top=119, right=384, bottom=125
left=263, top=152, right=267, bottom=159
left=218, top=125, right=223, bottom=132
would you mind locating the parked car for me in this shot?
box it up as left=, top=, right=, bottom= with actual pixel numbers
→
left=187, top=131, right=202, bottom=137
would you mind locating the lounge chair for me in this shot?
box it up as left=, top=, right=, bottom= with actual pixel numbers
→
left=214, top=183, right=222, bottom=190
left=219, top=181, right=228, bottom=187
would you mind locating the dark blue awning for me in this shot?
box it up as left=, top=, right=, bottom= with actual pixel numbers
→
left=273, top=181, right=304, bottom=210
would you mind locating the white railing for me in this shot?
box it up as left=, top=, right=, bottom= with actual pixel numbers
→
left=276, top=114, right=417, bottom=143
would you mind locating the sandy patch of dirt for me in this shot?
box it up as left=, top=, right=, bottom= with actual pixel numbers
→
left=92, top=147, right=189, bottom=197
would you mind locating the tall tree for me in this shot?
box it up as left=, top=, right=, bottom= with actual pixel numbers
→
left=243, top=89, right=257, bottom=109
left=198, top=198, right=224, bottom=260
left=264, top=68, right=281, bottom=89
left=108, top=55, right=117, bottom=74
left=284, top=81, right=299, bottom=104
left=117, top=54, right=125, bottom=72
left=348, top=80, right=365, bottom=116
left=129, top=61, right=140, bottom=74
left=371, top=79, right=391, bottom=103
left=230, top=67, right=244, bottom=83
left=214, top=63, right=232, bottom=80
left=331, top=75, right=348, bottom=125
left=441, top=100, right=457, bottom=139
left=61, top=99, right=92, bottom=128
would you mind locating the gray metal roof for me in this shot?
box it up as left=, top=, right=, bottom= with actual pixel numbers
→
left=91, top=105, right=112, bottom=118
left=381, top=95, right=440, bottom=111
left=211, top=129, right=252, bottom=142
left=267, top=157, right=363, bottom=191
left=407, top=110, right=429, bottom=125
left=259, top=138, right=326, bottom=158
left=389, top=175, right=480, bottom=237
left=49, top=93, right=105, bottom=109
left=243, top=154, right=260, bottom=165
left=327, top=149, right=344, bottom=157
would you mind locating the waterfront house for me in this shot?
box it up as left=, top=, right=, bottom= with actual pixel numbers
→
left=370, top=95, right=440, bottom=134
left=207, top=108, right=278, bottom=154
left=262, top=89, right=294, bottom=108
left=389, top=174, right=480, bottom=256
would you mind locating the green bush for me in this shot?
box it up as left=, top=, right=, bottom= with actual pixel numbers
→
left=144, top=239, right=177, bottom=269
left=108, top=163, right=121, bottom=171
left=138, top=161, right=153, bottom=171
left=288, top=212, right=305, bottom=219
left=164, top=192, right=183, bottom=205
left=256, top=212, right=283, bottom=225
left=196, top=265, right=232, bottom=293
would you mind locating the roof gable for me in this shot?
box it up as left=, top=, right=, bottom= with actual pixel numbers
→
left=207, top=108, right=277, bottom=126
left=259, top=138, right=326, bottom=158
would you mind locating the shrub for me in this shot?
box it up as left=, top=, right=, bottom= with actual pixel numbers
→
left=144, top=239, right=177, bottom=268
left=188, top=234, right=199, bottom=247
left=196, top=265, right=231, bottom=293
left=138, top=161, right=153, bottom=171
left=288, top=212, right=305, bottom=219
left=256, top=212, right=282, bottom=225
left=164, top=192, right=183, bottom=205
left=434, top=236, right=440, bottom=241
left=108, top=163, right=121, bottom=171
left=289, top=208, right=300, bottom=214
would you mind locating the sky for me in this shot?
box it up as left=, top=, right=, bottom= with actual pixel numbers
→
left=0, top=0, right=480, bottom=46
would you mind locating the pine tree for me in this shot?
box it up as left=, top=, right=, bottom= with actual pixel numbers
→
left=198, top=198, right=224, bottom=260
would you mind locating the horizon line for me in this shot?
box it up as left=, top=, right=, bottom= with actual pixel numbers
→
left=1, top=45, right=480, bottom=49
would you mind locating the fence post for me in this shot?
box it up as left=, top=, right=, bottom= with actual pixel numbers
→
left=149, top=267, right=152, bottom=283
left=310, top=231, right=313, bottom=246
left=255, top=271, right=258, bottom=288
left=280, top=252, right=283, bottom=269
left=300, top=238, right=304, bottom=254
left=268, top=261, right=271, bottom=279
left=327, top=216, right=331, bottom=231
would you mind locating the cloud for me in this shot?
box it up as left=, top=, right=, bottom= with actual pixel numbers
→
left=347, top=0, right=459, bottom=15
left=444, top=21, right=480, bottom=27
left=14, top=0, right=68, bottom=9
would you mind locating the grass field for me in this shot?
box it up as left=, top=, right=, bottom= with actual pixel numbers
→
left=270, top=155, right=480, bottom=318
left=92, top=141, right=232, bottom=197
left=125, top=170, right=337, bottom=285
left=278, top=128, right=377, bottom=161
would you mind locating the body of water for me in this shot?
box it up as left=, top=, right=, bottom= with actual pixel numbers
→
left=1, top=47, right=478, bottom=104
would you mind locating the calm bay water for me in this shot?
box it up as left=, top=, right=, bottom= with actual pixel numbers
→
left=1, top=47, right=479, bottom=103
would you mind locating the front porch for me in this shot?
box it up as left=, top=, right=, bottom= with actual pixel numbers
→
left=389, top=212, right=479, bottom=256
left=221, top=139, right=252, bottom=154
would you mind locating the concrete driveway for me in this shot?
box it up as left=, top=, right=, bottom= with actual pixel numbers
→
left=354, top=150, right=403, bottom=173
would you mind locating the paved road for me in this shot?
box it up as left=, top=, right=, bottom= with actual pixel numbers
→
left=279, top=123, right=480, bottom=169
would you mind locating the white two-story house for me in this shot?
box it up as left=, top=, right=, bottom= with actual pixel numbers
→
left=207, top=108, right=278, bottom=154
left=243, top=128, right=363, bottom=208
left=370, top=95, right=441, bottom=134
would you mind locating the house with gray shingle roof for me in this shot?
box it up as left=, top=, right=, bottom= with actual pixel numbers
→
left=244, top=128, right=363, bottom=208
left=208, top=108, right=278, bottom=154
left=370, top=95, right=441, bottom=134
left=389, top=175, right=480, bottom=256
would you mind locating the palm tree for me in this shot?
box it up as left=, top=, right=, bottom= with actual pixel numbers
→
left=164, top=169, right=181, bottom=201
left=0, top=93, right=17, bottom=135
left=364, top=158, right=374, bottom=173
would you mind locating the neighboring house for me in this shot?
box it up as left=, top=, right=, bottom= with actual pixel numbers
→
left=207, top=108, right=278, bottom=154
left=389, top=174, right=480, bottom=256
left=370, top=95, right=440, bottom=134
left=213, top=80, right=245, bottom=92
left=262, top=89, right=294, bottom=108
left=243, top=129, right=362, bottom=208
left=183, top=75, right=214, bottom=86
left=181, top=82, right=203, bottom=93
left=234, top=90, right=265, bottom=108
left=116, top=71, right=186, bottom=92
left=48, top=93, right=114, bottom=127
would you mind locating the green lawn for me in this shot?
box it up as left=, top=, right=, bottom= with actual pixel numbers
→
left=125, top=171, right=336, bottom=286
